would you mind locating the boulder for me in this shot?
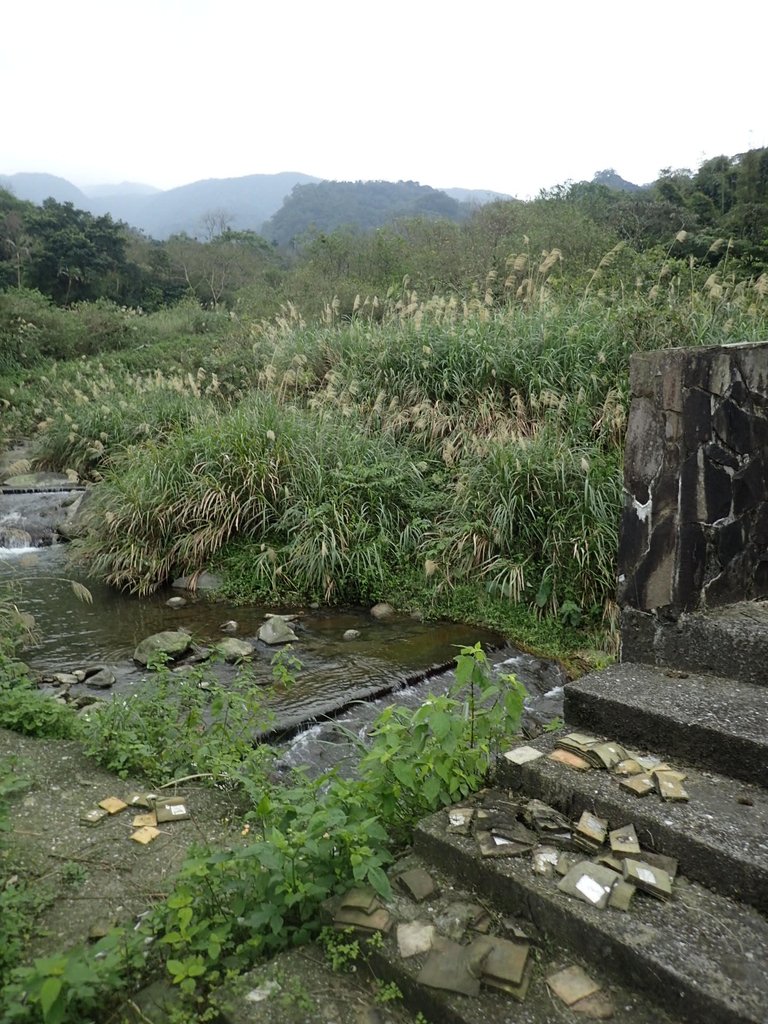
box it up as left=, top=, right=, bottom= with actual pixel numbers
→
left=214, top=638, right=255, bottom=663
left=370, top=602, right=395, bottom=620
left=166, top=596, right=187, bottom=609
left=56, top=493, right=86, bottom=540
left=85, top=668, right=116, bottom=689
left=343, top=629, right=361, bottom=641
left=171, top=572, right=222, bottom=592
left=133, top=630, right=193, bottom=666
left=258, top=617, right=298, bottom=645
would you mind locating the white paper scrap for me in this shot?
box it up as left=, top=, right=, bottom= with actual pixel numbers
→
left=576, top=875, right=609, bottom=905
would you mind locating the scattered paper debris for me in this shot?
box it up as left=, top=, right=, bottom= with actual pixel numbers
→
left=418, top=936, right=489, bottom=997
left=619, top=774, right=655, bottom=797
left=574, top=811, right=608, bottom=852
left=654, top=771, right=690, bottom=802
left=558, top=862, right=619, bottom=910
left=397, top=867, right=436, bottom=902
left=126, top=792, right=157, bottom=809
left=609, top=823, right=640, bottom=856
left=546, top=965, right=601, bottom=1006
left=131, top=812, right=157, bottom=829
left=623, top=858, right=673, bottom=900
left=548, top=749, right=592, bottom=771
left=98, top=796, right=127, bottom=815
left=503, top=745, right=545, bottom=765
left=80, top=808, right=108, bottom=827
left=571, top=989, right=615, bottom=1019
left=397, top=921, right=435, bottom=958
left=155, top=800, right=190, bottom=823
left=447, top=807, right=474, bottom=834
left=130, top=826, right=160, bottom=845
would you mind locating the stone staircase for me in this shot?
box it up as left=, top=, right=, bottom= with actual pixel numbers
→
left=346, top=604, right=765, bottom=1024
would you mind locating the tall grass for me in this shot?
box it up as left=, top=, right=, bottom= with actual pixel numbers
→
left=18, top=254, right=768, bottom=628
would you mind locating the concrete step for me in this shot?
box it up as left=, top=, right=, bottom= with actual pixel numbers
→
left=361, top=854, right=680, bottom=1024
left=563, top=663, right=768, bottom=786
left=621, top=603, right=768, bottom=686
left=495, top=733, right=768, bottom=914
left=414, top=797, right=768, bottom=1024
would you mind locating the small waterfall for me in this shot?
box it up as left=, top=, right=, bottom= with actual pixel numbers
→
left=0, top=525, right=35, bottom=550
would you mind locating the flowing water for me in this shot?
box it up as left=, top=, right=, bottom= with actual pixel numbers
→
left=1, top=481, right=565, bottom=739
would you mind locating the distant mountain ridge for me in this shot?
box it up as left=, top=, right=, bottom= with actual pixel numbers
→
left=2, top=168, right=631, bottom=242
left=0, top=170, right=321, bottom=240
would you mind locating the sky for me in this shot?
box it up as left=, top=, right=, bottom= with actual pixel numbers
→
left=2, top=0, right=766, bottom=198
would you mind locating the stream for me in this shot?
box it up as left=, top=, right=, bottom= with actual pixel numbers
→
left=1, top=469, right=567, bottom=761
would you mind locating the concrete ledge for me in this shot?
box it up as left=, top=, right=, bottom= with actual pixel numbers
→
left=622, top=604, right=768, bottom=686
left=564, top=663, right=768, bottom=786
left=415, top=810, right=768, bottom=1024
left=495, top=733, right=768, bottom=914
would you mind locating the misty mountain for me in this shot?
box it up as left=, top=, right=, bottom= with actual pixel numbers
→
left=81, top=182, right=161, bottom=198
left=0, top=172, right=88, bottom=206
left=264, top=180, right=466, bottom=247
left=443, top=187, right=513, bottom=204
left=1, top=170, right=321, bottom=240
left=84, top=171, right=322, bottom=239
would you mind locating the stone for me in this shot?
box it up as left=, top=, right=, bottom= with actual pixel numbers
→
left=219, top=620, right=238, bottom=633
left=343, top=629, right=361, bottom=640
left=214, top=638, right=255, bottom=662
left=171, top=571, right=222, bottom=592
left=166, top=596, right=186, bottom=608
left=258, top=617, right=298, bottom=645
left=85, top=668, right=116, bottom=689
left=133, top=630, right=193, bottom=666
left=370, top=602, right=395, bottom=620
left=52, top=672, right=78, bottom=686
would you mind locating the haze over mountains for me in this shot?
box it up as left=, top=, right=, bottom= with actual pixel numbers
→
left=0, top=170, right=522, bottom=241
left=0, top=168, right=639, bottom=243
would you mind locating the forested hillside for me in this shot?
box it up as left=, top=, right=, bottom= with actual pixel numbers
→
left=2, top=148, right=766, bottom=320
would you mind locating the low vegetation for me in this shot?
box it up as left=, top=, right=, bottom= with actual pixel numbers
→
left=2, top=148, right=768, bottom=1019
left=0, top=644, right=523, bottom=1022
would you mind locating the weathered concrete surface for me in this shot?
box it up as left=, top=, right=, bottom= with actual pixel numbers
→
left=563, top=663, right=768, bottom=786
left=497, top=732, right=768, bottom=914
left=414, top=804, right=768, bottom=1024
left=619, top=341, right=768, bottom=616
left=621, top=601, right=768, bottom=684
left=216, top=854, right=682, bottom=1024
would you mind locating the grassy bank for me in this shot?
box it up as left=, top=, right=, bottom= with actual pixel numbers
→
left=3, top=259, right=768, bottom=659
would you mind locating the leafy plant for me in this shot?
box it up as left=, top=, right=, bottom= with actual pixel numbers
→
left=78, top=656, right=274, bottom=783
left=353, top=643, right=526, bottom=839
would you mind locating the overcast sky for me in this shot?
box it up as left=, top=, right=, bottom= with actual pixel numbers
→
left=3, top=0, right=765, bottom=197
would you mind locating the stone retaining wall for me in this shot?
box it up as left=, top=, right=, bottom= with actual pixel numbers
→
left=618, top=341, right=768, bottom=627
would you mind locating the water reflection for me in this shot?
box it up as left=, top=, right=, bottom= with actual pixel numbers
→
left=2, top=545, right=503, bottom=728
